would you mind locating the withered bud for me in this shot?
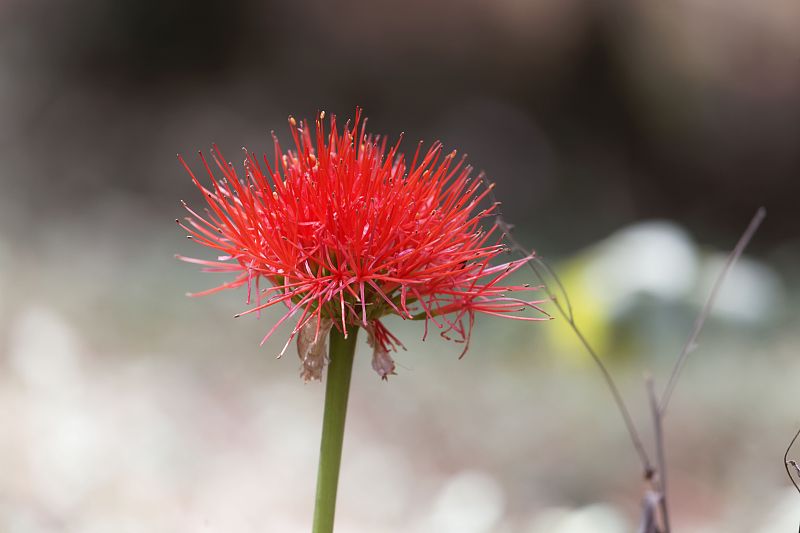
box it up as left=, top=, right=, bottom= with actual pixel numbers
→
left=297, top=318, right=334, bottom=383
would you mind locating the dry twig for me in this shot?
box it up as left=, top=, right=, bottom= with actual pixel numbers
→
left=785, top=426, right=800, bottom=495
left=660, top=207, right=766, bottom=413
left=647, top=207, right=765, bottom=533
left=646, top=376, right=670, bottom=533
left=494, top=215, right=654, bottom=476
left=488, top=183, right=765, bottom=533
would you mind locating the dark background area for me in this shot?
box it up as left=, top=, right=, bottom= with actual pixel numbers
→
left=2, top=0, right=797, bottom=251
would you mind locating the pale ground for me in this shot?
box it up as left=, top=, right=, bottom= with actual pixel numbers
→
left=0, top=211, right=798, bottom=533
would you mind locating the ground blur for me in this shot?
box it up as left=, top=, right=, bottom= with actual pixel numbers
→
left=0, top=0, right=799, bottom=531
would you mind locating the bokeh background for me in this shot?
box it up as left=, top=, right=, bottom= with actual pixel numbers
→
left=0, top=0, right=798, bottom=531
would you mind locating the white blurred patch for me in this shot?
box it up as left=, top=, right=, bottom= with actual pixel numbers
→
left=426, top=470, right=505, bottom=533
left=580, top=220, right=781, bottom=326
left=695, top=253, right=783, bottom=323
left=28, top=407, right=110, bottom=512
left=4, top=307, right=109, bottom=513
left=756, top=489, right=800, bottom=533
left=583, top=221, right=698, bottom=316
left=0, top=505, right=45, bottom=533
left=345, top=443, right=412, bottom=523
left=526, top=504, right=629, bottom=533
left=7, top=306, right=84, bottom=390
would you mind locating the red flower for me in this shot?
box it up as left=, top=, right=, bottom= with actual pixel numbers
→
left=177, top=110, right=547, bottom=380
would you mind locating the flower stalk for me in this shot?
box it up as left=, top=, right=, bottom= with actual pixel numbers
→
left=312, top=327, right=359, bottom=533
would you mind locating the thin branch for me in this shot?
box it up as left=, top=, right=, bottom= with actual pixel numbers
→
left=637, top=490, right=663, bottom=533
left=659, top=207, right=766, bottom=414
left=530, top=245, right=575, bottom=323
left=489, top=206, right=653, bottom=475
left=785, top=425, right=800, bottom=495
left=646, top=376, right=670, bottom=533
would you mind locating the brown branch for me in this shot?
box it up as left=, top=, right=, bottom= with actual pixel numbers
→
left=482, top=178, right=765, bottom=532
left=785, top=427, right=800, bottom=533
left=646, top=376, right=670, bottom=533
left=637, top=490, right=663, bottom=533
left=659, top=207, right=766, bottom=414
left=785, top=426, right=800, bottom=495
left=492, top=211, right=654, bottom=476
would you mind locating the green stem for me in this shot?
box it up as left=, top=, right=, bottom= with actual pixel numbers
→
left=312, top=326, right=359, bottom=533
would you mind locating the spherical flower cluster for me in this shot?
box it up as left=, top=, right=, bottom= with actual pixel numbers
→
left=177, top=110, right=547, bottom=380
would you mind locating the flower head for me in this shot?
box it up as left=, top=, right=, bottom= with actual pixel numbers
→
left=177, top=109, right=547, bottom=380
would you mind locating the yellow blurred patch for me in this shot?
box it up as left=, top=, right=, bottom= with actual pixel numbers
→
left=545, top=259, right=611, bottom=365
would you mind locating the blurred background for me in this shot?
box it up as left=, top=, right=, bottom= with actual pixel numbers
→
left=0, top=0, right=798, bottom=531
